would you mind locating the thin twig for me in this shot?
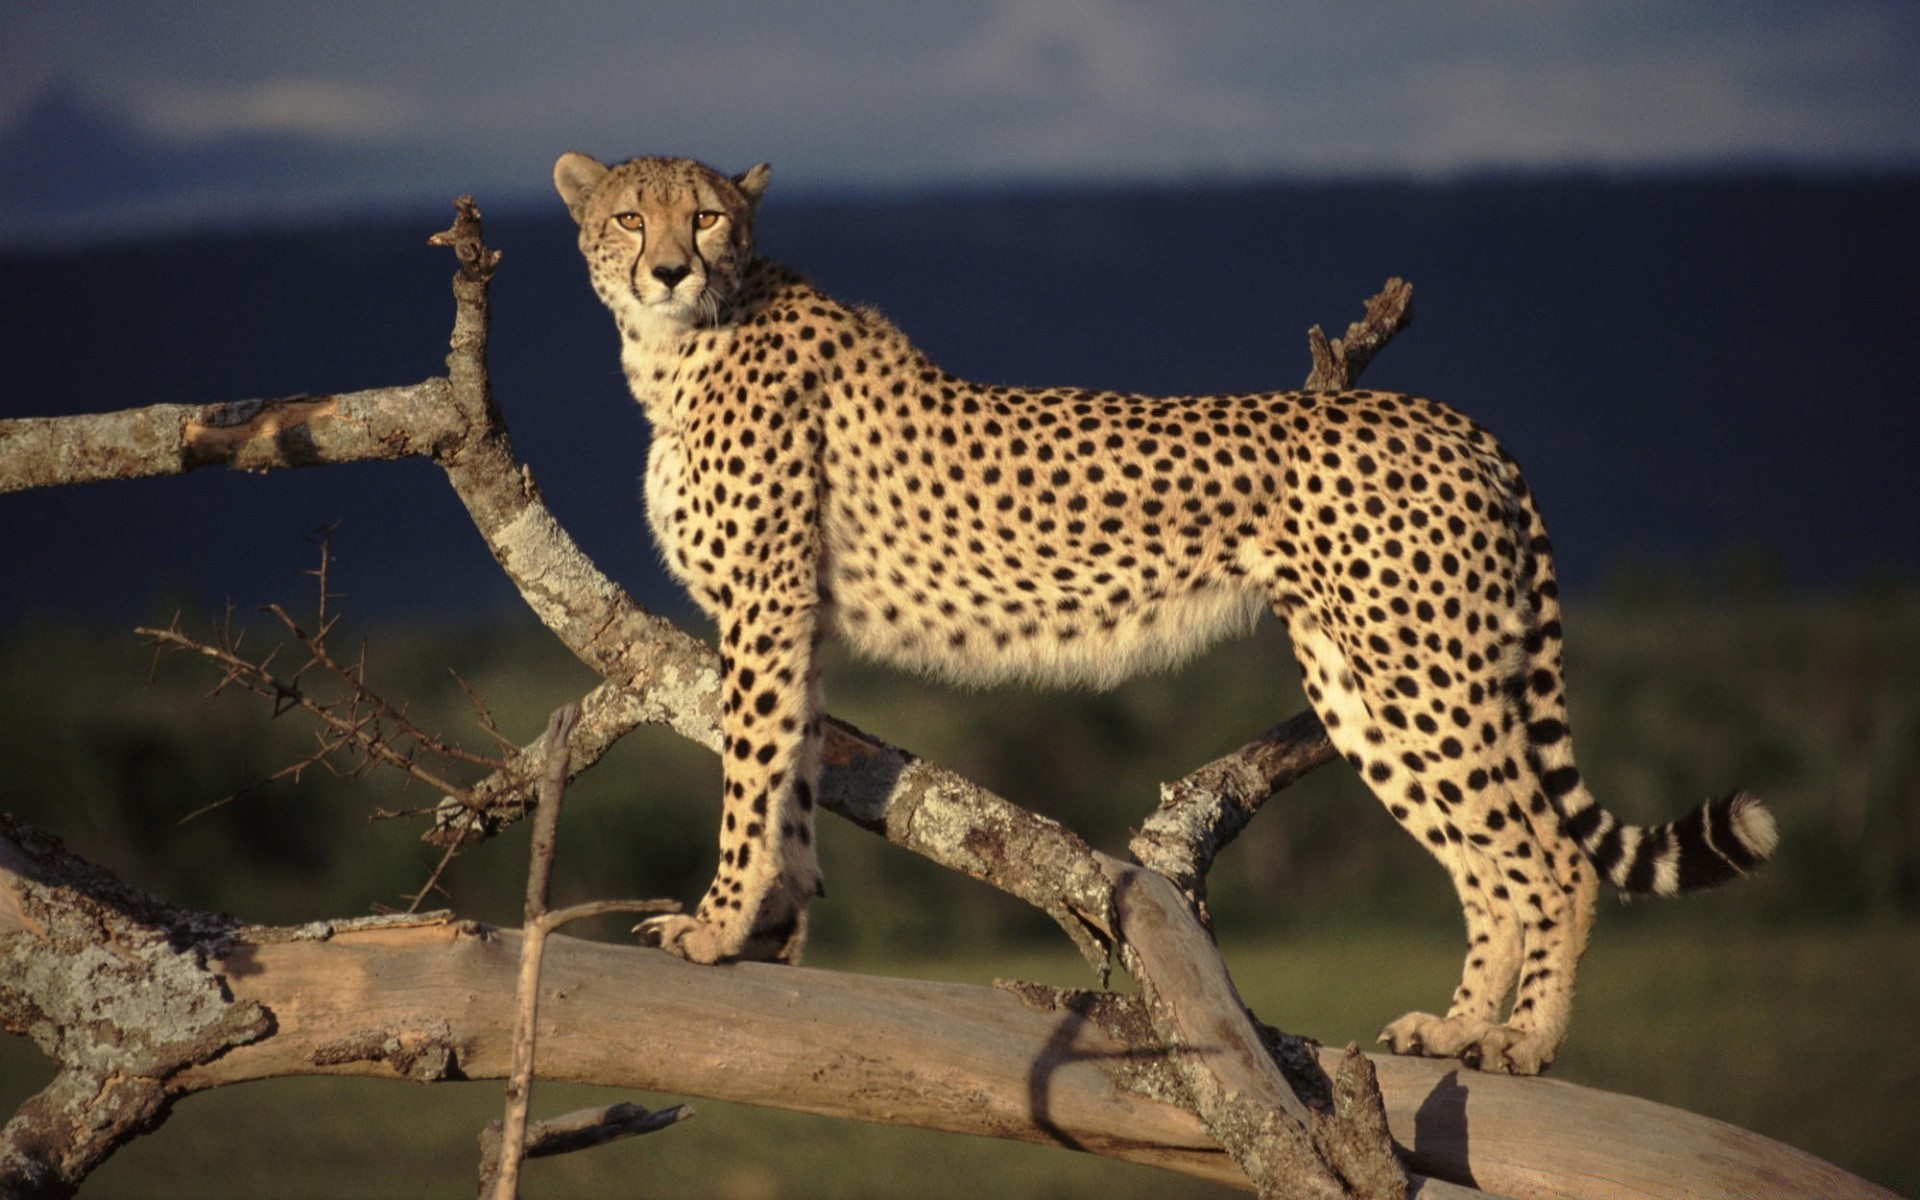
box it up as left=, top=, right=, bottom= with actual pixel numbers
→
left=139, top=622, right=476, bottom=799
left=141, top=532, right=520, bottom=902
left=492, top=704, right=580, bottom=1200
left=398, top=837, right=463, bottom=915
left=453, top=669, right=521, bottom=758
left=538, top=899, right=678, bottom=930
left=489, top=703, right=682, bottom=1198
left=478, top=1103, right=692, bottom=1196
left=262, top=602, right=502, bottom=771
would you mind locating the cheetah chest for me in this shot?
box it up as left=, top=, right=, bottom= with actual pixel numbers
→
left=643, top=429, right=716, bottom=609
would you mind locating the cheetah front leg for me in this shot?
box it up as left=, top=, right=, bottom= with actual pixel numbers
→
left=636, top=591, right=826, bottom=964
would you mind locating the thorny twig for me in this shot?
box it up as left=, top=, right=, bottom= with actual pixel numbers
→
left=140, top=613, right=475, bottom=800
left=396, top=838, right=464, bottom=915
left=137, top=530, right=519, bottom=904
left=455, top=669, right=521, bottom=758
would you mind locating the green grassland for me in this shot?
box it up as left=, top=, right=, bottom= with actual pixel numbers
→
left=1, top=582, right=1915, bottom=1194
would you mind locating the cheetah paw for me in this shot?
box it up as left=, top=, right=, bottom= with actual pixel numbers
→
left=1378, top=1012, right=1555, bottom=1075
left=633, top=913, right=732, bottom=964
left=634, top=899, right=807, bottom=965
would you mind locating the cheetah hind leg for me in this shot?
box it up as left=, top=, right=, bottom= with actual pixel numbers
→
left=1377, top=877, right=1533, bottom=1071
left=1379, top=1013, right=1552, bottom=1076
left=1374, top=810, right=1593, bottom=1075
left=1278, top=603, right=1567, bottom=1074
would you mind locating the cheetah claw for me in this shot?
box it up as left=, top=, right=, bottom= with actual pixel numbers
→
left=1379, top=1011, right=1553, bottom=1075
left=633, top=913, right=730, bottom=964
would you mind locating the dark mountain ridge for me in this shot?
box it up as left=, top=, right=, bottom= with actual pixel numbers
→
left=3, top=172, right=1914, bottom=624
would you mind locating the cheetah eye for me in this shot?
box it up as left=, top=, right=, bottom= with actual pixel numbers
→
left=613, top=212, right=644, bottom=232
left=694, top=211, right=722, bottom=231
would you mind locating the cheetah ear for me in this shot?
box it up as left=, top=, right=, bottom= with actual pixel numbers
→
left=553, top=152, right=610, bottom=224
left=733, top=162, right=771, bottom=213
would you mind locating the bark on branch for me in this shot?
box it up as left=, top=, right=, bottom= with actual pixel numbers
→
left=0, top=203, right=1880, bottom=1199
left=0, top=820, right=1888, bottom=1200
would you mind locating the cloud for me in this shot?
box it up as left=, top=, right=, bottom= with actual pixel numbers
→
left=1394, top=3, right=1920, bottom=169
left=928, top=0, right=1281, bottom=174
left=139, top=79, right=413, bottom=142
left=0, top=0, right=1915, bottom=245
left=947, top=0, right=1167, bottom=104
left=0, top=83, right=457, bottom=244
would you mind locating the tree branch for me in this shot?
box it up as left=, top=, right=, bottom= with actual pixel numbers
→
left=0, top=208, right=1860, bottom=1199
left=0, top=817, right=270, bottom=1197
left=0, top=820, right=1890, bottom=1200
left=1133, top=710, right=1336, bottom=902
left=0, top=384, right=462, bottom=495
left=1305, top=278, right=1415, bottom=392
left=489, top=704, right=680, bottom=1197
left=1098, top=856, right=1346, bottom=1197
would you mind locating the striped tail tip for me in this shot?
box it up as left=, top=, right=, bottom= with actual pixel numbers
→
left=1669, top=789, right=1778, bottom=895
left=1594, top=789, right=1778, bottom=897
left=1725, top=790, right=1779, bottom=862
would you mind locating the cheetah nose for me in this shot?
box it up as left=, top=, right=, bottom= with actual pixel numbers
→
left=652, top=263, right=692, bottom=290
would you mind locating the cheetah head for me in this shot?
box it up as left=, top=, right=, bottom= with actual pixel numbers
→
left=554, top=153, right=770, bottom=339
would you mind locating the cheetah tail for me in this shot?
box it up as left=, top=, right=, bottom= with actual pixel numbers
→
left=1563, top=789, right=1779, bottom=898
left=1496, top=447, right=1779, bottom=899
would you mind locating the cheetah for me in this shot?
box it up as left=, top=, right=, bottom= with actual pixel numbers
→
left=554, top=152, right=1778, bottom=1074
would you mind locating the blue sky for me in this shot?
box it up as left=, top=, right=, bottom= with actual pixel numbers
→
left=3, top=1, right=1917, bottom=243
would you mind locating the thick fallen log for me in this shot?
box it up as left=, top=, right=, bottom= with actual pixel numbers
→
left=0, top=819, right=1884, bottom=1200
left=173, top=923, right=1896, bottom=1200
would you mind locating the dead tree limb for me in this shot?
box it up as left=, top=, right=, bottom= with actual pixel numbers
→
left=1305, top=278, right=1415, bottom=392
left=0, top=207, right=1870, bottom=1198
left=1099, top=855, right=1345, bottom=1198
left=0, top=817, right=270, bottom=1198
left=1133, top=709, right=1336, bottom=903
left=0, top=386, right=463, bottom=495
left=0, top=819, right=1891, bottom=1200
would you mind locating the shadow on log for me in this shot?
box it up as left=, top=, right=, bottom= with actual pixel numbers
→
left=0, top=818, right=1890, bottom=1200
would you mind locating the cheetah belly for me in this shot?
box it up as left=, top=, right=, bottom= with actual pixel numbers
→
left=823, top=554, right=1266, bottom=690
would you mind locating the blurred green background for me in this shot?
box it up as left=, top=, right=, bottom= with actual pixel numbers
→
left=1, top=566, right=1916, bottom=1196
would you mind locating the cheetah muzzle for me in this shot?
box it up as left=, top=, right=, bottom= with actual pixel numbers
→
left=555, top=151, right=1779, bottom=1075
